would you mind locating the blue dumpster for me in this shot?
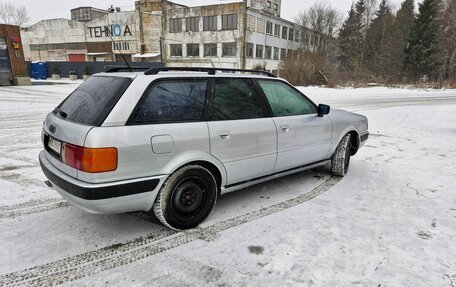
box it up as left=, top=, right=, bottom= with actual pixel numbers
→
left=31, top=61, right=47, bottom=80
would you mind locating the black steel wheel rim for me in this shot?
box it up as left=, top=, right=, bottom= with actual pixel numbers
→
left=171, top=177, right=206, bottom=216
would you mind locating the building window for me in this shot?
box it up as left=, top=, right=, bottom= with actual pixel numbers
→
left=266, top=21, right=273, bottom=35
left=281, top=48, right=287, bottom=60
left=170, top=44, right=182, bottom=57
left=282, top=26, right=288, bottom=39
left=267, top=0, right=272, bottom=8
left=295, top=30, right=300, bottom=42
left=274, top=3, right=278, bottom=11
left=204, top=43, right=217, bottom=57
left=169, top=18, right=182, bottom=33
left=222, top=14, right=238, bottom=30
left=222, top=42, right=237, bottom=57
left=256, top=44, right=264, bottom=59
left=186, top=17, right=200, bottom=32
left=203, top=16, right=217, bottom=31
left=289, top=28, right=295, bottom=41
left=274, top=24, right=280, bottom=37
left=187, top=44, right=200, bottom=57
left=265, top=46, right=272, bottom=60
left=246, top=43, right=254, bottom=58
left=273, top=47, right=279, bottom=60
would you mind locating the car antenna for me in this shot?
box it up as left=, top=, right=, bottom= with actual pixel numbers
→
left=106, top=29, right=133, bottom=72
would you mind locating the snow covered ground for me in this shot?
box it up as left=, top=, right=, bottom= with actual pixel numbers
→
left=0, top=84, right=455, bottom=287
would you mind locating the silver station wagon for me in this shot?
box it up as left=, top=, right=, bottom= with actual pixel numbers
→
left=40, top=67, right=369, bottom=230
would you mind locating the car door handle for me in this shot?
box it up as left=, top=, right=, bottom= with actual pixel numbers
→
left=281, top=126, right=290, bottom=133
left=218, top=131, right=231, bottom=140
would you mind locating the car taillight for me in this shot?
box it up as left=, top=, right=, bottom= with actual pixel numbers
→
left=62, top=143, right=117, bottom=173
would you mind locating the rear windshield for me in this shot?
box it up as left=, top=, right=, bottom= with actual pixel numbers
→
left=55, top=76, right=132, bottom=126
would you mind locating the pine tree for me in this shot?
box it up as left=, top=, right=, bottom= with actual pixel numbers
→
left=391, top=0, right=415, bottom=79
left=337, top=0, right=367, bottom=80
left=404, top=0, right=439, bottom=80
left=366, top=0, right=395, bottom=81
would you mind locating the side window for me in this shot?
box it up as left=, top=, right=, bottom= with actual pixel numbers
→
left=209, top=78, right=269, bottom=121
left=129, top=79, right=207, bottom=124
left=258, top=80, right=317, bottom=117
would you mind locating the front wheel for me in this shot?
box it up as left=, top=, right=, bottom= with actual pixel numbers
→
left=153, top=165, right=217, bottom=230
left=331, top=133, right=352, bottom=177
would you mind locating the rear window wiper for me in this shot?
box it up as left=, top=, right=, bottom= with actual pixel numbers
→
left=53, top=107, right=68, bottom=119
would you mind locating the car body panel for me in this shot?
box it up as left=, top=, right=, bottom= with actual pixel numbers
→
left=81, top=122, right=213, bottom=184
left=272, top=114, right=333, bottom=172
left=207, top=118, right=277, bottom=185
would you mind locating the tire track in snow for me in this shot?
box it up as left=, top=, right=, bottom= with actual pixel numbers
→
left=0, top=198, right=69, bottom=220
left=0, top=176, right=341, bottom=287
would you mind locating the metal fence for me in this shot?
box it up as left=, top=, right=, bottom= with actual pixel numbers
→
left=26, top=61, right=164, bottom=78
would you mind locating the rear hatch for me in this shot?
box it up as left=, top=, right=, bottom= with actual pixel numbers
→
left=42, top=75, right=132, bottom=178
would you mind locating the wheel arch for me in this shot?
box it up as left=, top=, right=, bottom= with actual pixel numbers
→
left=347, top=130, right=360, bottom=156
left=332, top=127, right=360, bottom=156
left=161, top=151, right=227, bottom=192
left=181, top=160, right=223, bottom=195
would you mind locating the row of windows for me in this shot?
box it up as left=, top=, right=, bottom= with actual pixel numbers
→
left=246, top=43, right=293, bottom=61
left=169, top=14, right=238, bottom=33
left=169, top=42, right=294, bottom=60
left=265, top=21, right=299, bottom=42
left=129, top=78, right=317, bottom=124
left=251, top=16, right=318, bottom=46
left=170, top=43, right=237, bottom=58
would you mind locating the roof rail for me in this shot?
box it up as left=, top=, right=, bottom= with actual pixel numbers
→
left=105, top=66, right=151, bottom=73
left=143, top=67, right=277, bottom=78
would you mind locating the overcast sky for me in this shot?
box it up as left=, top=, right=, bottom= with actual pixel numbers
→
left=11, top=0, right=415, bottom=26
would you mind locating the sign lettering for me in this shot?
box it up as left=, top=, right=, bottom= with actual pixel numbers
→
left=87, top=25, right=133, bottom=38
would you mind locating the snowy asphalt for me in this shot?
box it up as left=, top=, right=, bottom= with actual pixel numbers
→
left=0, top=84, right=455, bottom=286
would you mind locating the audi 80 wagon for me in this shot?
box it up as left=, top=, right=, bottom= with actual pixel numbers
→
left=39, top=67, right=369, bottom=230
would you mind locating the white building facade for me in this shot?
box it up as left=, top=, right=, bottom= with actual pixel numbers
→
left=21, top=0, right=318, bottom=72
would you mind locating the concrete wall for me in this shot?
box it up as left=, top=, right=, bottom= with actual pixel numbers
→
left=85, top=12, right=140, bottom=56
left=26, top=61, right=163, bottom=78
left=21, top=12, right=142, bottom=62
left=21, top=19, right=86, bottom=61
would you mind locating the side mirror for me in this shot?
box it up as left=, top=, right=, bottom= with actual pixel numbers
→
left=317, top=104, right=330, bottom=117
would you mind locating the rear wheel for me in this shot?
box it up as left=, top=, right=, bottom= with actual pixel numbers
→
left=331, top=133, right=352, bottom=177
left=153, top=165, right=217, bottom=230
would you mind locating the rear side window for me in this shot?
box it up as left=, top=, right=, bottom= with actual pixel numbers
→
left=258, top=80, right=317, bottom=117
left=56, top=76, right=132, bottom=126
left=209, top=78, right=269, bottom=121
left=129, top=79, right=207, bottom=124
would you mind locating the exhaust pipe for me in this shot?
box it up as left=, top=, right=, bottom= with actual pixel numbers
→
left=44, top=180, right=53, bottom=188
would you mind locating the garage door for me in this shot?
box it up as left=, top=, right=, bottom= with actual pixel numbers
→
left=0, top=37, right=13, bottom=86
left=68, top=54, right=85, bottom=62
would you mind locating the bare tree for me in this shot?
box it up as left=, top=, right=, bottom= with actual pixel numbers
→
left=296, top=1, right=342, bottom=56
left=0, top=2, right=30, bottom=27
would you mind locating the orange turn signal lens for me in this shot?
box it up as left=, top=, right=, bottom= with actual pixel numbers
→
left=62, top=143, right=117, bottom=173
left=81, top=147, right=118, bottom=173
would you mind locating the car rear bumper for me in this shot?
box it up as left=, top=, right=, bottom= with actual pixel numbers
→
left=39, top=151, right=166, bottom=214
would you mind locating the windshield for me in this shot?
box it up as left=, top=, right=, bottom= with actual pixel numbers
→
left=55, top=76, right=132, bottom=126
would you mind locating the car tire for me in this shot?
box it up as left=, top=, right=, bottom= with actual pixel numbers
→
left=153, top=165, right=217, bottom=230
left=331, top=133, right=352, bottom=177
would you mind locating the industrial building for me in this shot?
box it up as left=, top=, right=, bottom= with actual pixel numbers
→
left=21, top=0, right=318, bottom=72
